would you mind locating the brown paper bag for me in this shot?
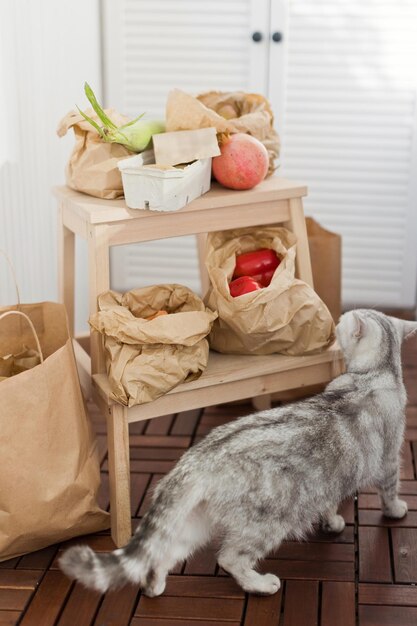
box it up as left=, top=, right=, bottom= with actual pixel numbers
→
left=204, top=226, right=335, bottom=355
left=89, top=285, right=218, bottom=406
left=0, top=305, right=109, bottom=561
left=57, top=108, right=134, bottom=199
left=307, top=217, right=342, bottom=322
left=166, top=89, right=280, bottom=175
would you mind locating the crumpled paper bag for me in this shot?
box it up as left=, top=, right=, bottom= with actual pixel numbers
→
left=306, top=217, right=342, bottom=323
left=0, top=303, right=109, bottom=561
left=204, top=226, right=335, bottom=355
left=57, top=108, right=134, bottom=199
left=0, top=346, right=41, bottom=381
left=89, top=285, right=218, bottom=406
left=166, top=89, right=280, bottom=175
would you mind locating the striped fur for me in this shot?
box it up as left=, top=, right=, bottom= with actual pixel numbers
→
left=59, top=310, right=417, bottom=596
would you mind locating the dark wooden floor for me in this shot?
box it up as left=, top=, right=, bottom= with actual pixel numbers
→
left=1, top=333, right=417, bottom=626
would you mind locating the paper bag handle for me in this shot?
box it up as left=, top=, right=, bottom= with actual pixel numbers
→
left=0, top=250, right=21, bottom=306
left=0, top=311, right=44, bottom=363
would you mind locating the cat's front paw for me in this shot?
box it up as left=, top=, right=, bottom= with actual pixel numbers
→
left=383, top=499, right=408, bottom=519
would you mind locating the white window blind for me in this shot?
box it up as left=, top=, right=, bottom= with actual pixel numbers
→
left=278, top=0, right=417, bottom=308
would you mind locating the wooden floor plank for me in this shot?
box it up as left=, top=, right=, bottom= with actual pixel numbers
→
left=271, top=541, right=354, bottom=562
left=359, top=583, right=417, bottom=606
left=282, top=580, right=319, bottom=626
left=97, top=471, right=110, bottom=511
left=93, top=585, right=140, bottom=626
left=170, top=409, right=202, bottom=436
left=263, top=559, right=354, bottom=581
left=0, top=560, right=19, bottom=571
left=183, top=546, right=218, bottom=575
left=359, top=510, right=417, bottom=527
left=56, top=583, right=102, bottom=626
left=0, top=611, right=21, bottom=625
left=130, top=447, right=186, bottom=461
left=359, top=605, right=417, bottom=626
left=16, top=546, right=57, bottom=571
left=359, top=527, right=392, bottom=582
left=130, top=473, right=152, bottom=517
left=0, top=571, right=41, bottom=590
left=0, top=589, right=32, bottom=611
left=401, top=442, right=415, bottom=480
left=163, top=575, right=244, bottom=598
left=19, top=571, right=72, bottom=626
left=359, top=494, right=417, bottom=510
left=130, top=435, right=191, bottom=449
left=361, top=481, right=417, bottom=496
left=135, top=596, right=244, bottom=621
left=137, top=474, right=163, bottom=517
left=129, top=420, right=147, bottom=435
left=244, top=589, right=282, bottom=626
left=128, top=460, right=176, bottom=474
left=321, top=581, right=355, bottom=626
left=144, top=415, right=175, bottom=436
left=391, top=528, right=417, bottom=583
left=130, top=617, right=240, bottom=626
left=338, top=498, right=355, bottom=524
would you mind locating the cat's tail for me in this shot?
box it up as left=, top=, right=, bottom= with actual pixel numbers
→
left=59, top=468, right=205, bottom=594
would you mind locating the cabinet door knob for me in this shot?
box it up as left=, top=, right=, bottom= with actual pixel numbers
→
left=252, top=31, right=263, bottom=42
left=272, top=31, right=283, bottom=43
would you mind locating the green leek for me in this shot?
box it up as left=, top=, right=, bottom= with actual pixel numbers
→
left=77, top=82, right=165, bottom=152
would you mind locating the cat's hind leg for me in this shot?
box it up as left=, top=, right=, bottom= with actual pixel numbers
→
left=217, top=534, right=281, bottom=595
left=321, top=505, right=345, bottom=533
left=377, top=461, right=408, bottom=519
left=142, top=502, right=212, bottom=597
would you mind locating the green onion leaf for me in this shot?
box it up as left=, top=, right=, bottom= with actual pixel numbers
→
left=119, top=112, right=146, bottom=130
left=76, top=106, right=107, bottom=139
left=84, top=82, right=117, bottom=130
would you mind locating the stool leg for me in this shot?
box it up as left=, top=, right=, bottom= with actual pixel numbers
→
left=284, top=197, right=314, bottom=288
left=196, top=233, right=210, bottom=296
left=57, top=204, right=75, bottom=336
left=107, top=403, right=132, bottom=547
left=252, top=395, right=272, bottom=411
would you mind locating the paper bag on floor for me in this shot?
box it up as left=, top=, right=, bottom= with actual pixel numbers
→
left=306, top=217, right=342, bottom=323
left=0, top=304, right=109, bottom=561
left=205, top=226, right=335, bottom=355
left=89, top=285, right=217, bottom=407
left=165, top=89, right=280, bottom=175
left=57, top=108, right=134, bottom=199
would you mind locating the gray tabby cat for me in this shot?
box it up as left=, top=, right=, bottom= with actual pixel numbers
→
left=60, top=309, right=416, bottom=596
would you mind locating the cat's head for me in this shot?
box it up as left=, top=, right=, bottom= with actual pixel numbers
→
left=336, top=309, right=417, bottom=372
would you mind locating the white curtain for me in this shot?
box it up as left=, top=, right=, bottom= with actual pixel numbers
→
left=0, top=0, right=101, bottom=331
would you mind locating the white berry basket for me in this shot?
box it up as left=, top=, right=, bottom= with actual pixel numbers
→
left=118, top=150, right=212, bottom=212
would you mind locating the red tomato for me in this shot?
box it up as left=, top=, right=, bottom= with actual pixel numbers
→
left=229, top=276, right=262, bottom=297
left=234, top=249, right=280, bottom=278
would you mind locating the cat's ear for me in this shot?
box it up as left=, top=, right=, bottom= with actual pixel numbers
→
left=389, top=317, right=417, bottom=341
left=352, top=312, right=366, bottom=340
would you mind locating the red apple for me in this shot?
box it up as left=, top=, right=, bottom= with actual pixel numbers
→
left=212, top=133, right=269, bottom=190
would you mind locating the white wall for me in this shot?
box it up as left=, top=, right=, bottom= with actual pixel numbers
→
left=0, top=0, right=101, bottom=331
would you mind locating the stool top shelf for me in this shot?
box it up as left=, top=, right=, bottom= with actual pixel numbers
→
left=53, top=176, right=307, bottom=226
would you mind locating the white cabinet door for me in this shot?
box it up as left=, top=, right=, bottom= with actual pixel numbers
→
left=102, top=0, right=271, bottom=294
left=274, top=0, right=417, bottom=308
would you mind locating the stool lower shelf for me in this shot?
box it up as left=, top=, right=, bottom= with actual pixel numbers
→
left=92, top=343, right=344, bottom=422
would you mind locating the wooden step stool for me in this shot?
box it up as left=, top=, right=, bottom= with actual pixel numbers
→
left=54, top=177, right=344, bottom=547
